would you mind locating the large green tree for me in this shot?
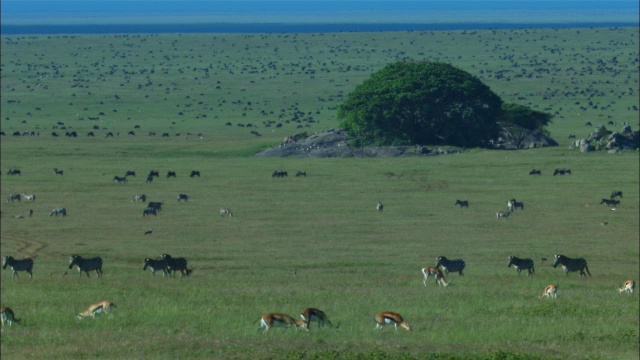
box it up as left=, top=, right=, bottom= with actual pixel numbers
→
left=500, top=103, right=554, bottom=149
left=338, top=61, right=504, bottom=147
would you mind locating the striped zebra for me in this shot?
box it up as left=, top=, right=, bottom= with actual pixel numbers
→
left=161, top=254, right=191, bottom=277
left=436, top=256, right=466, bottom=276
left=553, top=254, right=591, bottom=277
left=2, top=256, right=34, bottom=279
left=220, top=208, right=233, bottom=217
left=507, top=256, right=535, bottom=276
left=69, top=255, right=103, bottom=278
left=143, top=257, right=169, bottom=277
left=50, top=208, right=67, bottom=217
left=376, top=201, right=384, bottom=212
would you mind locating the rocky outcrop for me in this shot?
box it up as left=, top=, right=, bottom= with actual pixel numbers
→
left=571, top=124, right=639, bottom=153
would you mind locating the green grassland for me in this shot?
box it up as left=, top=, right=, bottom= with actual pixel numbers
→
left=1, top=28, right=639, bottom=359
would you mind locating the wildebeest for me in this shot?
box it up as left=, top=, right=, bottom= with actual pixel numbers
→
left=454, top=200, right=469, bottom=208
left=167, top=171, right=177, bottom=178
left=529, top=169, right=542, bottom=175
left=50, top=208, right=67, bottom=217
left=143, top=208, right=157, bottom=217
left=53, top=168, right=64, bottom=175
left=131, top=194, right=147, bottom=203
left=146, top=175, right=154, bottom=183
left=600, top=198, right=620, bottom=206
left=113, top=176, right=128, bottom=184
left=610, top=191, right=623, bottom=199
left=148, top=170, right=160, bottom=178
left=190, top=170, right=200, bottom=177
left=296, top=171, right=307, bottom=177
left=553, top=168, right=572, bottom=176
left=272, top=170, right=288, bottom=177
left=125, top=170, right=136, bottom=177
left=7, top=169, right=21, bottom=176
left=7, top=194, right=21, bottom=203
left=178, top=194, right=189, bottom=202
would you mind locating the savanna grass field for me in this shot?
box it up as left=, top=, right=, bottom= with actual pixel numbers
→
left=1, top=27, right=639, bottom=359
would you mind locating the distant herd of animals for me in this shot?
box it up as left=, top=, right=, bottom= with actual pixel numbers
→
left=2, top=252, right=636, bottom=330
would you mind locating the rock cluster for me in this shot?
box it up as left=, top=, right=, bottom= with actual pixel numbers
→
left=571, top=124, right=639, bottom=153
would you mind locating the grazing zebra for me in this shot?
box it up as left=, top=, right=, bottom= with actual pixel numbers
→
left=454, top=200, right=469, bottom=208
left=69, top=255, right=103, bottom=278
left=496, top=209, right=511, bottom=220
left=507, top=199, right=524, bottom=211
left=376, top=201, right=384, bottom=212
left=131, top=194, right=147, bottom=203
left=540, top=284, right=558, bottom=299
left=1, top=307, right=20, bottom=327
left=553, top=254, right=591, bottom=277
left=143, top=208, right=157, bottom=217
left=143, top=257, right=169, bottom=277
left=507, top=256, right=535, bottom=276
left=50, top=208, right=67, bottom=217
left=2, top=256, right=35, bottom=279
left=610, top=191, right=623, bottom=199
left=619, top=280, right=635, bottom=294
left=178, top=194, right=189, bottom=202
left=220, top=208, right=233, bottom=217
left=436, top=256, right=466, bottom=276
left=113, top=176, right=128, bottom=184
left=22, top=193, right=36, bottom=201
left=7, top=193, right=21, bottom=203
left=161, top=254, right=191, bottom=277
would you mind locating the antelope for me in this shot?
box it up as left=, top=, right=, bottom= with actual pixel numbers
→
left=1, top=307, right=20, bottom=327
left=255, top=313, right=306, bottom=334
left=619, top=279, right=635, bottom=294
left=540, top=284, right=558, bottom=299
left=300, top=308, right=333, bottom=329
left=421, top=266, right=448, bottom=287
left=77, top=300, right=116, bottom=320
left=374, top=311, right=412, bottom=331
left=220, top=208, right=233, bottom=217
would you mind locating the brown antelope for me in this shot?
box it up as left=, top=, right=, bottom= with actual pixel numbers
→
left=619, top=279, right=635, bottom=294
left=374, top=311, right=412, bottom=331
left=421, top=266, right=448, bottom=287
left=255, top=313, right=306, bottom=334
left=300, top=308, right=333, bottom=329
left=1, top=307, right=20, bottom=327
left=77, top=300, right=116, bottom=320
left=540, top=284, right=558, bottom=299
left=220, top=208, right=233, bottom=217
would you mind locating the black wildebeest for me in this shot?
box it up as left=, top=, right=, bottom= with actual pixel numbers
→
left=553, top=168, right=572, bottom=176
left=147, top=202, right=163, bottom=212
left=148, top=170, right=160, bottom=178
left=146, top=176, right=154, bottom=183
left=610, top=191, right=623, bottom=199
left=178, top=194, right=189, bottom=202
left=167, top=171, right=177, bottom=178
left=296, top=171, right=307, bottom=177
left=125, top=170, right=136, bottom=177
left=190, top=170, right=200, bottom=178
left=529, top=169, right=542, bottom=175
left=113, top=176, right=128, bottom=184
left=600, top=198, right=620, bottom=206
left=53, top=168, right=64, bottom=175
left=7, top=169, right=21, bottom=176
left=454, top=200, right=469, bottom=208
left=272, top=170, right=288, bottom=177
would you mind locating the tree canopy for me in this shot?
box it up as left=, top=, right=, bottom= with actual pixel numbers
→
left=338, top=61, right=542, bottom=148
left=499, top=103, right=554, bottom=149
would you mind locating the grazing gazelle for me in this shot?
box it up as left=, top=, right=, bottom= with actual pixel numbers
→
left=300, top=308, right=333, bottom=329
left=220, top=208, right=233, bottom=217
left=77, top=300, right=116, bottom=320
left=421, top=266, right=448, bottom=287
left=1, top=307, right=20, bottom=326
left=540, top=284, right=558, bottom=299
left=255, top=313, right=306, bottom=334
left=619, top=279, right=635, bottom=294
left=374, top=311, right=412, bottom=331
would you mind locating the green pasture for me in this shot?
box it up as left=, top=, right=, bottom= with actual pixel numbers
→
left=1, top=28, right=639, bottom=359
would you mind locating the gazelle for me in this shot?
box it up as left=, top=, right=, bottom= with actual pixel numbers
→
left=1, top=307, right=20, bottom=326
left=374, top=311, right=412, bottom=331
left=300, top=308, right=333, bottom=329
left=421, top=266, right=448, bottom=287
left=255, top=312, right=306, bottom=334
left=619, top=279, right=635, bottom=294
left=77, top=300, right=116, bottom=320
left=540, top=284, right=558, bottom=299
